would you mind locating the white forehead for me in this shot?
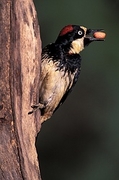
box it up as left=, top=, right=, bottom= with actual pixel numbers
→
left=80, top=26, right=87, bottom=34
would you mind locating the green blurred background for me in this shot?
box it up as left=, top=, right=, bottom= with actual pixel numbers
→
left=34, top=0, right=119, bottom=180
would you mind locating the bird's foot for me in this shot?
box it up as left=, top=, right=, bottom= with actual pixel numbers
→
left=28, top=103, right=45, bottom=114
left=31, top=103, right=45, bottom=109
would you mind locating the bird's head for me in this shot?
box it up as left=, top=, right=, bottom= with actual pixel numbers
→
left=55, top=25, right=105, bottom=54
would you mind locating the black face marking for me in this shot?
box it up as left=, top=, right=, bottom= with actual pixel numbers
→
left=71, top=26, right=85, bottom=39
left=77, top=29, right=84, bottom=38
left=55, top=25, right=85, bottom=52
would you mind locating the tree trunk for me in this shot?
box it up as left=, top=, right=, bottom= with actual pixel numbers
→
left=0, top=0, right=41, bottom=179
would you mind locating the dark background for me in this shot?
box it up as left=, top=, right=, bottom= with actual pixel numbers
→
left=34, top=1, right=119, bottom=180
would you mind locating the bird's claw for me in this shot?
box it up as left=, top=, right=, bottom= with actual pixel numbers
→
left=31, top=103, right=45, bottom=109
left=28, top=103, right=45, bottom=114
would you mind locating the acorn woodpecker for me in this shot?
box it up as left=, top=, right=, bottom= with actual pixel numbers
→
left=29, top=25, right=106, bottom=123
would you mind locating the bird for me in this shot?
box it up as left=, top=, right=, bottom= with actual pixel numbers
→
left=28, top=25, right=106, bottom=123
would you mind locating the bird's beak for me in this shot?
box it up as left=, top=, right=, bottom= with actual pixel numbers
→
left=84, top=29, right=105, bottom=46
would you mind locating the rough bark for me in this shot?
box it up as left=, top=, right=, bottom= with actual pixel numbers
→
left=0, top=0, right=41, bottom=179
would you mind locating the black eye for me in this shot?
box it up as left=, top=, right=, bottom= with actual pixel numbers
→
left=78, top=30, right=83, bottom=35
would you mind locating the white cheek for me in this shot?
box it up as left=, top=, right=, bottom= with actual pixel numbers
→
left=77, top=38, right=84, bottom=50
left=71, top=38, right=84, bottom=54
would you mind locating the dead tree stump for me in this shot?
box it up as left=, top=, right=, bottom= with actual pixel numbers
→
left=0, top=0, right=42, bottom=179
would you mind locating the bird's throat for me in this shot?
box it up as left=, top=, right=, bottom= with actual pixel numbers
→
left=69, top=38, right=84, bottom=54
